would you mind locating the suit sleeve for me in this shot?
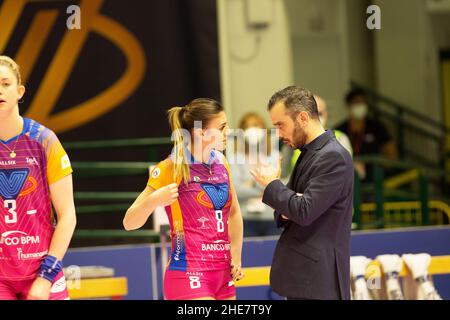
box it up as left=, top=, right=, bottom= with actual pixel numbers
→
left=262, top=151, right=348, bottom=227
left=274, top=210, right=289, bottom=228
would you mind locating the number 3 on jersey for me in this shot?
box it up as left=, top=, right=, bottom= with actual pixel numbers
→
left=4, top=200, right=17, bottom=224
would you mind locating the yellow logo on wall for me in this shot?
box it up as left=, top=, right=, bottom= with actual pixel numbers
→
left=0, top=0, right=146, bottom=133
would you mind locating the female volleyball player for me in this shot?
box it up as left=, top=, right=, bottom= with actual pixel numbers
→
left=0, top=56, right=76, bottom=300
left=123, top=98, right=244, bottom=300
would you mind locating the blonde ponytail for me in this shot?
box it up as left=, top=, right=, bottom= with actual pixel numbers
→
left=167, top=106, right=190, bottom=184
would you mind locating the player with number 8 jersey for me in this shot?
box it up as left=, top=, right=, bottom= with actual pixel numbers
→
left=123, top=98, right=245, bottom=300
left=148, top=150, right=232, bottom=272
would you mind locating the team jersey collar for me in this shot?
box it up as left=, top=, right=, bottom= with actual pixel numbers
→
left=185, top=148, right=216, bottom=165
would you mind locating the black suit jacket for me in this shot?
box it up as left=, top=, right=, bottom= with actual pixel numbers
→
left=262, top=130, right=353, bottom=300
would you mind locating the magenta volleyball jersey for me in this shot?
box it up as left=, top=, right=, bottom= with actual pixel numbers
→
left=148, top=150, right=233, bottom=272
left=0, top=118, right=73, bottom=280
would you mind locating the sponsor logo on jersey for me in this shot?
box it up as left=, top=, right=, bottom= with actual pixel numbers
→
left=200, top=183, right=230, bottom=210
left=0, top=231, right=40, bottom=246
left=151, top=167, right=161, bottom=179
left=201, top=240, right=231, bottom=252
left=197, top=217, right=209, bottom=229
left=0, top=160, right=16, bottom=166
left=186, top=271, right=204, bottom=277
left=61, top=155, right=71, bottom=170
left=0, top=168, right=30, bottom=200
left=172, top=222, right=186, bottom=262
left=26, top=157, right=39, bottom=166
left=17, top=248, right=48, bottom=260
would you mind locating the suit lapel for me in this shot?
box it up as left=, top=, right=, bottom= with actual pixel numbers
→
left=292, top=150, right=316, bottom=188
left=287, top=152, right=300, bottom=189
left=287, top=130, right=335, bottom=189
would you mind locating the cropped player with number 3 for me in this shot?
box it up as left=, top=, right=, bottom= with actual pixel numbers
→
left=123, top=98, right=244, bottom=300
left=0, top=56, right=76, bottom=300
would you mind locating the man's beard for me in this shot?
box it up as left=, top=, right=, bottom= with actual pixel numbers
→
left=291, top=121, right=307, bottom=149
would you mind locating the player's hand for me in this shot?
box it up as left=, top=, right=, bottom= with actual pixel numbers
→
left=231, top=260, right=245, bottom=282
left=27, top=277, right=52, bottom=300
left=152, top=183, right=179, bottom=207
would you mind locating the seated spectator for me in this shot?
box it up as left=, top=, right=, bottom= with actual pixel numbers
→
left=336, top=88, right=398, bottom=180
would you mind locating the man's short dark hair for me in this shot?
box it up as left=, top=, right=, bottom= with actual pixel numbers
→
left=345, top=88, right=366, bottom=105
left=267, top=86, right=319, bottom=120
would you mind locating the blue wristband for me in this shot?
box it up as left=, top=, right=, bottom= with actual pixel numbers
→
left=38, top=255, right=63, bottom=283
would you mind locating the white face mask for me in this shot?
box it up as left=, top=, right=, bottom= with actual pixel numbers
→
left=350, top=103, right=368, bottom=120
left=244, top=127, right=265, bottom=146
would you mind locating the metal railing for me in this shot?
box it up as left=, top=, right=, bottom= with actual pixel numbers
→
left=67, top=137, right=172, bottom=241
left=358, top=200, right=450, bottom=230
left=353, top=155, right=449, bottom=229
left=350, top=81, right=450, bottom=195
left=64, top=137, right=450, bottom=239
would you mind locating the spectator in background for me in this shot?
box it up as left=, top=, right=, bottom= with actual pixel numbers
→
left=228, top=112, right=277, bottom=203
left=227, top=113, right=281, bottom=237
left=281, top=95, right=353, bottom=179
left=316, top=95, right=352, bottom=155
left=336, top=88, right=398, bottom=180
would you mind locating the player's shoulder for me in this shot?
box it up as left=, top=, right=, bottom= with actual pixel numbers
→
left=23, top=118, right=57, bottom=146
left=157, top=157, right=174, bottom=170
left=150, top=157, right=173, bottom=179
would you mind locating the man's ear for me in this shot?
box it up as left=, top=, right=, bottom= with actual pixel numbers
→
left=296, top=111, right=309, bottom=126
left=17, top=85, right=25, bottom=100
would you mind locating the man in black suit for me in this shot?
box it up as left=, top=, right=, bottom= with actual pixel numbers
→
left=250, top=86, right=353, bottom=300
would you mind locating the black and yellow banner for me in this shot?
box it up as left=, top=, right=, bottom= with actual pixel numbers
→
left=0, top=0, right=220, bottom=141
